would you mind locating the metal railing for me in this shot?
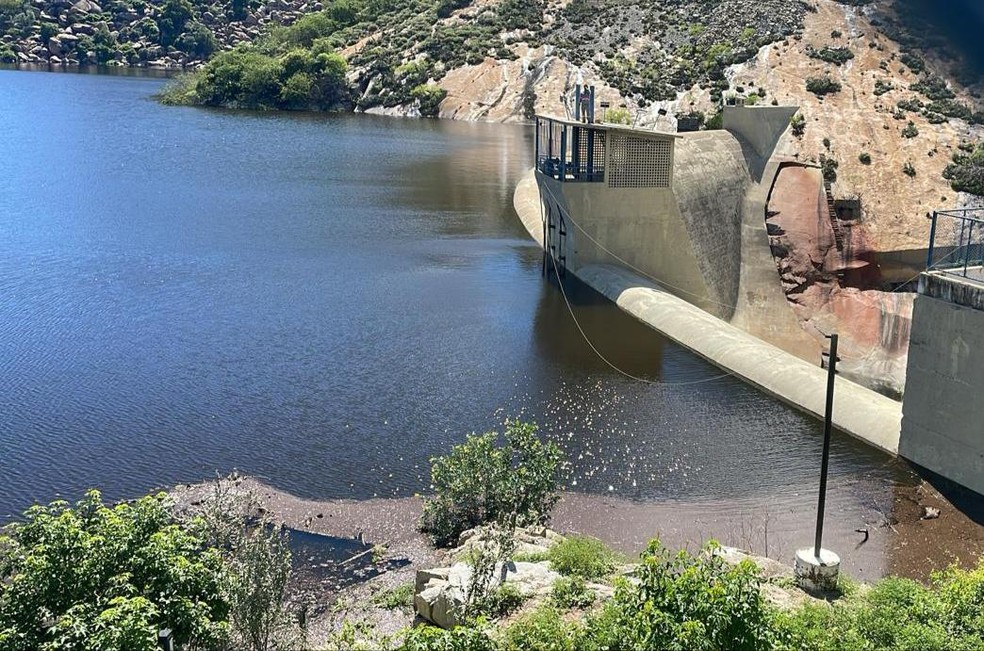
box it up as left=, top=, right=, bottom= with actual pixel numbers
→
left=534, top=116, right=606, bottom=183
left=927, top=209, right=984, bottom=281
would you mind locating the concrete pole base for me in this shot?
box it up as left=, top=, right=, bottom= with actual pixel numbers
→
left=794, top=547, right=840, bottom=593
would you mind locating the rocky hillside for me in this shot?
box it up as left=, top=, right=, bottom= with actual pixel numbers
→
left=2, top=0, right=981, bottom=249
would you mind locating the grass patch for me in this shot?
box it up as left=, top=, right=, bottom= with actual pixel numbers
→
left=372, top=582, right=415, bottom=610
left=546, top=535, right=621, bottom=579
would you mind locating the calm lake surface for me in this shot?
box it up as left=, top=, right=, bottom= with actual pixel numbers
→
left=0, top=70, right=916, bottom=571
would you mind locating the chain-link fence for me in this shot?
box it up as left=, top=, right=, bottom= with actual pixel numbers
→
left=927, top=209, right=984, bottom=281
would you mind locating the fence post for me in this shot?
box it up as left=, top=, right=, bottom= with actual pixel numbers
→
left=158, top=629, right=174, bottom=651
left=926, top=211, right=938, bottom=270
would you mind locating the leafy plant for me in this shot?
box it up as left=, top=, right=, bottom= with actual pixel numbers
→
left=547, top=535, right=620, bottom=579
left=502, top=606, right=582, bottom=651
left=903, top=160, right=917, bottom=178
left=806, top=76, right=842, bottom=97
left=790, top=112, right=806, bottom=137
left=859, top=152, right=872, bottom=165
left=552, top=576, right=596, bottom=609
left=0, top=491, right=229, bottom=651
left=943, top=143, right=984, bottom=196
left=411, top=84, right=447, bottom=117
left=902, top=121, right=919, bottom=138
left=420, top=420, right=561, bottom=547
left=580, top=540, right=776, bottom=651
left=807, top=45, right=854, bottom=65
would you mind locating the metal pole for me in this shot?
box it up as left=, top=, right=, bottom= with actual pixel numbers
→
left=926, top=211, right=938, bottom=270
left=814, top=333, right=838, bottom=558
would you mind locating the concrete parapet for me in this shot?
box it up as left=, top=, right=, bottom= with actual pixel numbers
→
left=900, top=273, right=984, bottom=495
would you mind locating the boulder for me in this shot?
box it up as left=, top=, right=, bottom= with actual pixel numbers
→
left=47, top=37, right=63, bottom=56
left=70, top=0, right=101, bottom=14
left=414, top=560, right=561, bottom=629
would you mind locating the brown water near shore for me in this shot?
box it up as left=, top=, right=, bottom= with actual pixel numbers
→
left=175, top=475, right=983, bottom=586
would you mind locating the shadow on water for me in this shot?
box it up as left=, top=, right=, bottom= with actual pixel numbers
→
left=286, top=528, right=409, bottom=597
left=532, top=273, right=666, bottom=380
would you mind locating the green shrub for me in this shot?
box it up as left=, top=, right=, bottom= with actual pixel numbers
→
left=902, top=121, right=919, bottom=138
left=156, top=0, right=192, bottom=46
left=420, top=420, right=561, bottom=547
left=604, top=106, right=631, bottom=125
left=176, top=21, right=217, bottom=59
left=807, top=45, right=854, bottom=65
left=157, top=72, right=199, bottom=105
left=580, top=540, right=776, bottom=651
left=807, top=76, right=842, bottom=97
left=790, top=112, right=806, bottom=136
left=547, top=536, right=620, bottom=579
left=943, top=143, right=984, bottom=196
left=552, top=575, right=596, bottom=609
left=911, top=75, right=955, bottom=101
left=502, top=606, right=582, bottom=651
left=411, top=83, right=447, bottom=117
left=874, top=79, right=894, bottom=96
left=903, top=161, right=917, bottom=178
left=0, top=491, right=229, bottom=651
left=401, top=623, right=498, bottom=651
left=859, top=152, right=872, bottom=165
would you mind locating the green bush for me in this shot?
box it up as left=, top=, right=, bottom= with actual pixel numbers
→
left=411, top=83, right=447, bottom=117
left=420, top=420, right=562, bottom=547
left=547, top=536, right=620, bottom=579
left=807, top=76, right=842, bottom=97
left=176, top=21, right=217, bottom=59
left=503, top=606, right=582, bottom=651
left=580, top=540, right=776, bottom=651
left=807, top=45, right=854, bottom=65
left=859, top=152, right=872, bottom=165
left=604, top=106, right=631, bottom=125
left=372, top=583, right=415, bottom=610
left=790, top=112, right=806, bottom=136
left=0, top=491, right=229, bottom=651
left=401, top=623, right=498, bottom=651
left=902, top=121, right=919, bottom=138
left=156, top=0, right=192, bottom=46
left=552, top=575, right=596, bottom=609
left=943, top=143, right=984, bottom=196
left=903, top=161, right=917, bottom=178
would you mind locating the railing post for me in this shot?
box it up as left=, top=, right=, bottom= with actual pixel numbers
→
left=559, top=126, right=567, bottom=183
left=964, top=221, right=974, bottom=278
left=534, top=116, right=539, bottom=172
left=927, top=211, right=938, bottom=270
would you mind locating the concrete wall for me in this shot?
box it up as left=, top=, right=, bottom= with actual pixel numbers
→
left=723, top=106, right=799, bottom=162
left=536, top=129, right=749, bottom=319
left=899, top=272, right=984, bottom=495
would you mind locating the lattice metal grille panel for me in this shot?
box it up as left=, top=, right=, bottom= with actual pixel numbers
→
left=607, top=135, right=672, bottom=188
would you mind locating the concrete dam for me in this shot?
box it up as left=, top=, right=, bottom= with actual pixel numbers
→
left=514, top=105, right=984, bottom=496
left=513, top=106, right=905, bottom=458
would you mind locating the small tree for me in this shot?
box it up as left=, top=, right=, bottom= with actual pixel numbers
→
left=420, top=420, right=562, bottom=547
left=0, top=491, right=229, bottom=651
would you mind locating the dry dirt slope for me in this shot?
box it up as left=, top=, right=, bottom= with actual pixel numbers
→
left=376, top=0, right=983, bottom=256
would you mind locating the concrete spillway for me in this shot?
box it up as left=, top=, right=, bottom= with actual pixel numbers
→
left=516, top=108, right=902, bottom=456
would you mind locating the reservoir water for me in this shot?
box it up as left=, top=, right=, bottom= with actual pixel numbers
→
left=0, top=70, right=918, bottom=573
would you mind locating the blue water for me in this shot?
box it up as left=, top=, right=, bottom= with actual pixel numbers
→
left=0, top=69, right=912, bottom=521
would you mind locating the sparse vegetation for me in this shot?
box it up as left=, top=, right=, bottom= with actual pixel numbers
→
left=902, top=121, right=919, bottom=138
left=807, top=44, right=854, bottom=65
left=859, top=152, right=872, bottom=165
left=806, top=76, right=842, bottom=97
left=903, top=160, right=917, bottom=177
left=790, top=112, right=806, bottom=137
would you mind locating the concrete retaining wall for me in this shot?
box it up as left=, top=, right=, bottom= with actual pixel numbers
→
left=900, top=273, right=984, bottom=494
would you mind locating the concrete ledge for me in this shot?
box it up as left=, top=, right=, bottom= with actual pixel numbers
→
left=576, top=264, right=901, bottom=455
left=919, top=271, right=984, bottom=312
